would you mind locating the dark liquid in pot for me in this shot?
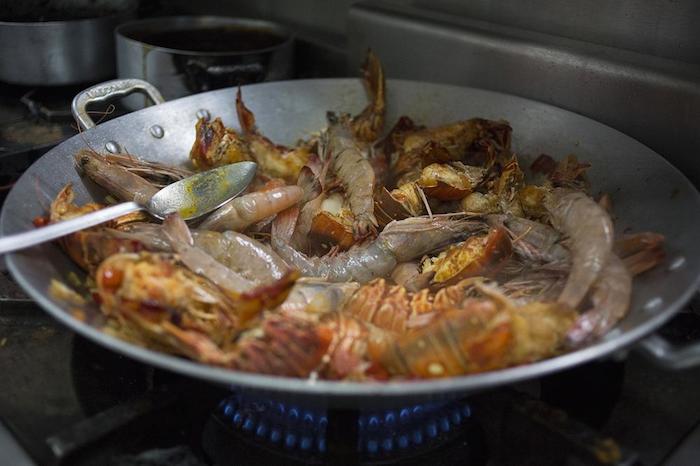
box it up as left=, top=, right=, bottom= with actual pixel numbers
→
left=127, top=26, right=288, bottom=52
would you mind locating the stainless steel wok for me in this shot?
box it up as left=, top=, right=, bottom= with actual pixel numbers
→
left=2, top=78, right=700, bottom=408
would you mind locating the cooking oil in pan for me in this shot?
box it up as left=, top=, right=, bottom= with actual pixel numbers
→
left=128, top=26, right=288, bottom=53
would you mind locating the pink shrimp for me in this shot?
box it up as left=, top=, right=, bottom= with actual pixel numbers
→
left=199, top=185, right=303, bottom=232
left=546, top=189, right=614, bottom=309
left=272, top=215, right=486, bottom=283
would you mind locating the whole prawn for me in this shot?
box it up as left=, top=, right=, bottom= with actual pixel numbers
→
left=272, top=215, right=486, bottom=283
left=546, top=189, right=614, bottom=309
left=325, top=114, right=378, bottom=237
left=113, top=221, right=291, bottom=286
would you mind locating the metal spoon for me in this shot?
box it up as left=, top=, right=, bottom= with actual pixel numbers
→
left=0, top=161, right=257, bottom=254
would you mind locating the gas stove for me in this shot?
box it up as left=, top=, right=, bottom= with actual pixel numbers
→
left=1, top=15, right=700, bottom=466
left=3, top=300, right=700, bottom=466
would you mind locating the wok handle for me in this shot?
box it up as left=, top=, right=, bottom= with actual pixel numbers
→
left=636, top=333, right=700, bottom=369
left=71, top=78, right=165, bottom=130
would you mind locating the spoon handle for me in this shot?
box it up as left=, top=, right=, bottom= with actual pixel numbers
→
left=0, top=202, right=142, bottom=255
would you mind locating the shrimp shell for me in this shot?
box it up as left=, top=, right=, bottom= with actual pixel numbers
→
left=236, top=89, right=311, bottom=183
left=377, top=300, right=575, bottom=378
left=229, top=314, right=332, bottom=377
left=199, top=185, right=303, bottom=232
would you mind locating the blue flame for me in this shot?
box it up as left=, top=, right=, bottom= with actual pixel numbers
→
left=217, top=393, right=471, bottom=456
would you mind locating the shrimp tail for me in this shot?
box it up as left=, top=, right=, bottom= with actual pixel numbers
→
left=271, top=205, right=300, bottom=246
left=614, top=232, right=666, bottom=276
left=351, top=49, right=386, bottom=142
left=235, top=87, right=258, bottom=135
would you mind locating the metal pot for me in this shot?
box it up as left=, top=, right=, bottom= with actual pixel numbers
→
left=115, top=16, right=294, bottom=106
left=0, top=0, right=136, bottom=86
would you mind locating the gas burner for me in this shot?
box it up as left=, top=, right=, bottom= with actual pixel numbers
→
left=19, top=89, right=73, bottom=122
left=204, top=391, right=483, bottom=465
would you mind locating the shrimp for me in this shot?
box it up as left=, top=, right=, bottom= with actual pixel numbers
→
left=100, top=151, right=192, bottom=187
left=112, top=221, right=289, bottom=285
left=291, top=195, right=324, bottom=251
left=189, top=117, right=252, bottom=170
left=317, top=312, right=394, bottom=380
left=377, top=298, right=575, bottom=378
left=199, top=185, right=303, bottom=232
left=350, top=49, right=386, bottom=143
left=343, top=278, right=490, bottom=333
left=228, top=314, right=333, bottom=377
left=546, top=189, right=614, bottom=309
left=48, top=184, right=146, bottom=271
left=74, top=149, right=159, bottom=205
left=391, top=261, right=432, bottom=292
left=325, top=115, right=378, bottom=237
left=277, top=278, right=360, bottom=319
left=192, top=230, right=289, bottom=282
left=567, top=254, right=632, bottom=346
left=271, top=216, right=486, bottom=283
left=163, top=214, right=257, bottom=293
left=96, top=252, right=243, bottom=354
left=236, top=88, right=312, bottom=183
left=391, top=118, right=512, bottom=186
left=487, top=214, right=570, bottom=263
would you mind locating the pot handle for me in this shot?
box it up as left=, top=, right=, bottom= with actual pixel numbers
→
left=71, top=79, right=165, bottom=130
left=636, top=333, right=700, bottom=369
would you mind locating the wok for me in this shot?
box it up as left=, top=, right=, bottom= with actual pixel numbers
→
left=2, top=78, right=700, bottom=408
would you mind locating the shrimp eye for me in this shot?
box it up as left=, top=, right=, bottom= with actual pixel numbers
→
left=100, top=267, right=123, bottom=290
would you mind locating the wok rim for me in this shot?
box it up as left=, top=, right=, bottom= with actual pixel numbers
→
left=3, top=78, right=700, bottom=400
